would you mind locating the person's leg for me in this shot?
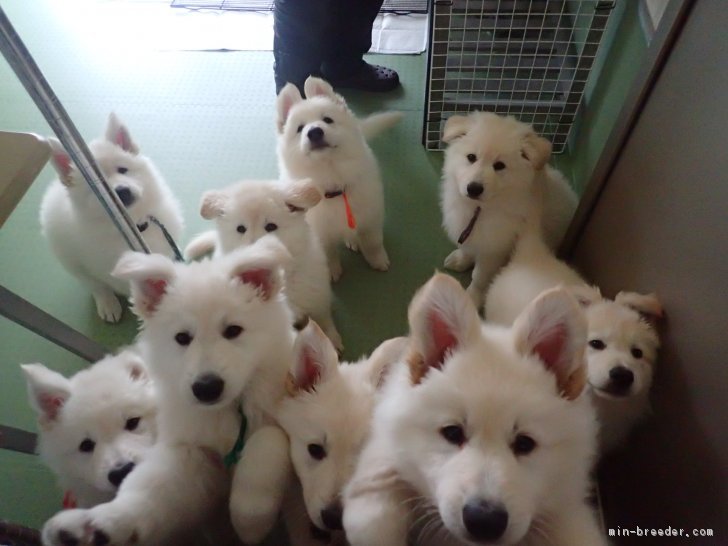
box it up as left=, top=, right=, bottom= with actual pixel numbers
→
left=320, top=1, right=400, bottom=92
left=273, top=0, right=332, bottom=94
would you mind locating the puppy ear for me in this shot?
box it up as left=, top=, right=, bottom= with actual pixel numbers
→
left=48, top=137, right=75, bottom=187
left=284, top=178, right=322, bottom=212
left=442, top=115, right=471, bottom=143
left=105, top=113, right=139, bottom=155
left=119, top=349, right=148, bottom=382
left=276, top=83, right=303, bottom=133
left=286, top=321, right=339, bottom=396
left=407, top=273, right=481, bottom=385
left=21, top=364, right=71, bottom=425
left=364, top=336, right=408, bottom=390
left=112, top=251, right=176, bottom=318
left=615, top=292, right=664, bottom=324
left=512, top=287, right=587, bottom=400
left=228, top=236, right=291, bottom=301
left=200, top=190, right=229, bottom=219
left=521, top=131, right=552, bottom=170
left=303, top=76, right=336, bottom=99
left=567, top=285, right=603, bottom=308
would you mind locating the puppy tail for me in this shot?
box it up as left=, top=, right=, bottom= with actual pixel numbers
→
left=184, top=230, right=217, bottom=261
left=360, top=111, right=404, bottom=140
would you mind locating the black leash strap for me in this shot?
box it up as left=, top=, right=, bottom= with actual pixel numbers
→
left=147, top=215, right=184, bottom=262
left=457, top=206, right=482, bottom=245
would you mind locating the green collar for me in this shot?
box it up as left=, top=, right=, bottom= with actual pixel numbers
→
left=223, top=404, right=247, bottom=468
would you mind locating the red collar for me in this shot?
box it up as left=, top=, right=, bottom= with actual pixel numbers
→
left=63, top=490, right=77, bottom=509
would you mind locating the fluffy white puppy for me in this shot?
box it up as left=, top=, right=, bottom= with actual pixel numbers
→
left=22, top=348, right=156, bottom=508
left=41, top=238, right=295, bottom=546
left=344, top=275, right=605, bottom=546
left=279, top=321, right=407, bottom=540
left=276, top=76, right=401, bottom=281
left=184, top=178, right=342, bottom=351
left=40, top=113, right=184, bottom=322
left=440, top=112, right=577, bottom=307
left=485, top=209, right=663, bottom=453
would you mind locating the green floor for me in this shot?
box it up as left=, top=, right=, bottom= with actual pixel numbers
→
left=0, top=0, right=456, bottom=528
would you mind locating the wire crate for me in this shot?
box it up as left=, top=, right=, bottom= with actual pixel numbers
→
left=425, top=0, right=615, bottom=153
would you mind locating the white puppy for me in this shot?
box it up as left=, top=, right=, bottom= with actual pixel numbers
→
left=279, top=321, right=407, bottom=540
left=22, top=348, right=156, bottom=509
left=41, top=238, right=295, bottom=546
left=440, top=112, right=577, bottom=307
left=344, top=274, right=605, bottom=546
left=184, top=178, right=342, bottom=351
left=276, top=76, right=401, bottom=281
left=40, top=113, right=184, bottom=322
left=485, top=211, right=663, bottom=453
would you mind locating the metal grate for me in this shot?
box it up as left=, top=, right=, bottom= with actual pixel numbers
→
left=170, top=0, right=428, bottom=14
left=424, top=0, right=615, bottom=153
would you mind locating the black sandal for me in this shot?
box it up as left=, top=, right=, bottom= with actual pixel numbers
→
left=327, top=62, right=400, bottom=93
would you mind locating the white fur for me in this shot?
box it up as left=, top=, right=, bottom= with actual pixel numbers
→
left=344, top=274, right=605, bottom=546
left=184, top=178, right=342, bottom=351
left=39, top=113, right=184, bottom=323
left=485, top=212, right=662, bottom=453
left=42, top=239, right=296, bottom=546
left=276, top=77, right=401, bottom=281
left=440, top=112, right=577, bottom=307
left=22, top=348, right=156, bottom=508
left=278, top=321, right=407, bottom=539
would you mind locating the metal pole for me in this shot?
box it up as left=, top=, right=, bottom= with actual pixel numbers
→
left=0, top=5, right=150, bottom=253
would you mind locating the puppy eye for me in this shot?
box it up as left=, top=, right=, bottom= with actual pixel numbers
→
left=588, top=339, right=606, bottom=350
left=79, top=438, right=96, bottom=453
left=175, top=332, right=193, bottom=346
left=466, top=154, right=477, bottom=164
left=322, top=116, right=334, bottom=124
left=297, top=124, right=304, bottom=133
left=512, top=433, right=537, bottom=456
left=223, top=324, right=243, bottom=340
left=117, top=167, right=128, bottom=174
left=264, top=222, right=278, bottom=232
left=493, top=161, right=506, bottom=171
left=631, top=347, right=644, bottom=359
left=236, top=225, right=247, bottom=234
left=440, top=425, right=466, bottom=446
left=125, top=417, right=141, bottom=431
left=307, top=443, right=327, bottom=461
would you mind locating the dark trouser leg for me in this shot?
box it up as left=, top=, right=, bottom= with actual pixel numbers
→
left=273, top=0, right=333, bottom=94
left=320, top=0, right=384, bottom=79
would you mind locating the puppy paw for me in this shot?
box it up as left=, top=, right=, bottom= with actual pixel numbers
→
left=82, top=504, right=140, bottom=546
left=466, top=283, right=484, bottom=309
left=230, top=496, right=280, bottom=544
left=329, top=262, right=343, bottom=283
left=43, top=509, right=93, bottom=546
left=93, top=291, right=123, bottom=323
left=364, top=249, right=390, bottom=272
left=346, top=240, right=360, bottom=253
left=444, top=249, right=474, bottom=272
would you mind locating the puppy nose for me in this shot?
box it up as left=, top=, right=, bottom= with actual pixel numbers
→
left=462, top=499, right=508, bottom=542
left=609, top=366, right=634, bottom=391
left=191, top=373, right=225, bottom=403
left=320, top=500, right=343, bottom=530
left=107, top=461, right=135, bottom=487
left=466, top=182, right=484, bottom=199
left=307, top=127, right=325, bottom=143
left=115, top=186, right=135, bottom=207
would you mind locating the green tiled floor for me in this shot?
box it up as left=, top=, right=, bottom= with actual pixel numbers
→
left=0, top=0, right=452, bottom=528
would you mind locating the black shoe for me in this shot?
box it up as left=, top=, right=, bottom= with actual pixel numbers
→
left=326, top=62, right=400, bottom=93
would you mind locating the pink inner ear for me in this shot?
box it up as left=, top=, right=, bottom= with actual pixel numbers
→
left=143, top=279, right=167, bottom=314
left=240, top=268, right=273, bottom=300
left=115, top=128, right=131, bottom=152
left=427, top=311, right=458, bottom=369
left=532, top=324, right=567, bottom=371
left=298, top=348, right=322, bottom=392
left=53, top=152, right=72, bottom=177
left=39, top=393, right=65, bottom=421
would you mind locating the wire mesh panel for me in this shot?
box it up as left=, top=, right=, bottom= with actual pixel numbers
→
left=170, top=0, right=428, bottom=13
left=425, top=0, right=615, bottom=152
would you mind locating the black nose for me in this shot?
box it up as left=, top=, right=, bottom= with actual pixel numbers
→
left=609, top=366, right=634, bottom=391
left=107, top=461, right=135, bottom=487
left=115, top=186, right=135, bottom=207
left=462, top=500, right=508, bottom=542
left=307, top=127, right=325, bottom=143
left=191, top=373, right=225, bottom=403
left=320, top=500, right=343, bottom=530
left=466, top=182, right=484, bottom=199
